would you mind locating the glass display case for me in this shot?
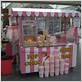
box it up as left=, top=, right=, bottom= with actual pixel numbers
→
left=21, top=16, right=67, bottom=47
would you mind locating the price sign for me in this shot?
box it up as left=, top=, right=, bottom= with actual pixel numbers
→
left=26, top=54, right=40, bottom=66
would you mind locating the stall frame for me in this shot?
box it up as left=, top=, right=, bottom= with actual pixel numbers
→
left=9, top=8, right=80, bottom=74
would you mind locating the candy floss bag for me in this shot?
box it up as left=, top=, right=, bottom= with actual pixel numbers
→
left=50, top=55, right=55, bottom=76
left=66, top=26, right=79, bottom=43
left=54, top=48, right=60, bottom=76
left=39, top=64, right=44, bottom=78
left=6, top=26, right=19, bottom=42
left=66, top=27, right=74, bottom=42
left=59, top=59, right=65, bottom=75
left=44, top=58, right=49, bottom=77
left=6, top=26, right=13, bottom=41
left=39, top=53, right=48, bottom=78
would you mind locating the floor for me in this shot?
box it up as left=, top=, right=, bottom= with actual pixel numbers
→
left=1, top=43, right=81, bottom=81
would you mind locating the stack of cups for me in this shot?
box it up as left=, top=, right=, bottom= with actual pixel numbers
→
left=55, top=57, right=59, bottom=76
left=64, top=63, right=69, bottom=74
left=39, top=65, right=44, bottom=78
left=60, top=59, right=65, bottom=75
left=50, top=55, right=55, bottom=76
left=44, top=59, right=49, bottom=77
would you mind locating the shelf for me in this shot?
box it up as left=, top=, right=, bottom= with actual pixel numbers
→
left=23, top=43, right=67, bottom=48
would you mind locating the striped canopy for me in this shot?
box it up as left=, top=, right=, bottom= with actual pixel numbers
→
left=11, top=8, right=80, bottom=17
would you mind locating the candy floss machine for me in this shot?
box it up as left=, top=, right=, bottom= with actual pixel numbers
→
left=8, top=8, right=80, bottom=74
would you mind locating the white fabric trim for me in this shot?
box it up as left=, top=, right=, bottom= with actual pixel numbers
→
left=65, top=13, right=69, bottom=17
left=12, top=8, right=80, bottom=17
left=43, top=12, right=47, bottom=17
left=58, top=13, right=62, bottom=17
left=26, top=12, right=31, bottom=16
left=72, top=13, right=75, bottom=17
left=51, top=12, right=54, bottom=17
left=35, top=12, right=39, bottom=16
left=18, top=11, right=22, bottom=16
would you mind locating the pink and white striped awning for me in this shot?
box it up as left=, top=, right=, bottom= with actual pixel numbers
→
left=11, top=8, right=80, bottom=17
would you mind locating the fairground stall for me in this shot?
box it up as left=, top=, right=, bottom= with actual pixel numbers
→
left=8, top=8, right=80, bottom=75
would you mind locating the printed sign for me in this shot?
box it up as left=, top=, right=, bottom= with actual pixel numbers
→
left=25, top=54, right=40, bottom=66
left=62, top=54, right=72, bottom=59
left=60, top=47, right=72, bottom=52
